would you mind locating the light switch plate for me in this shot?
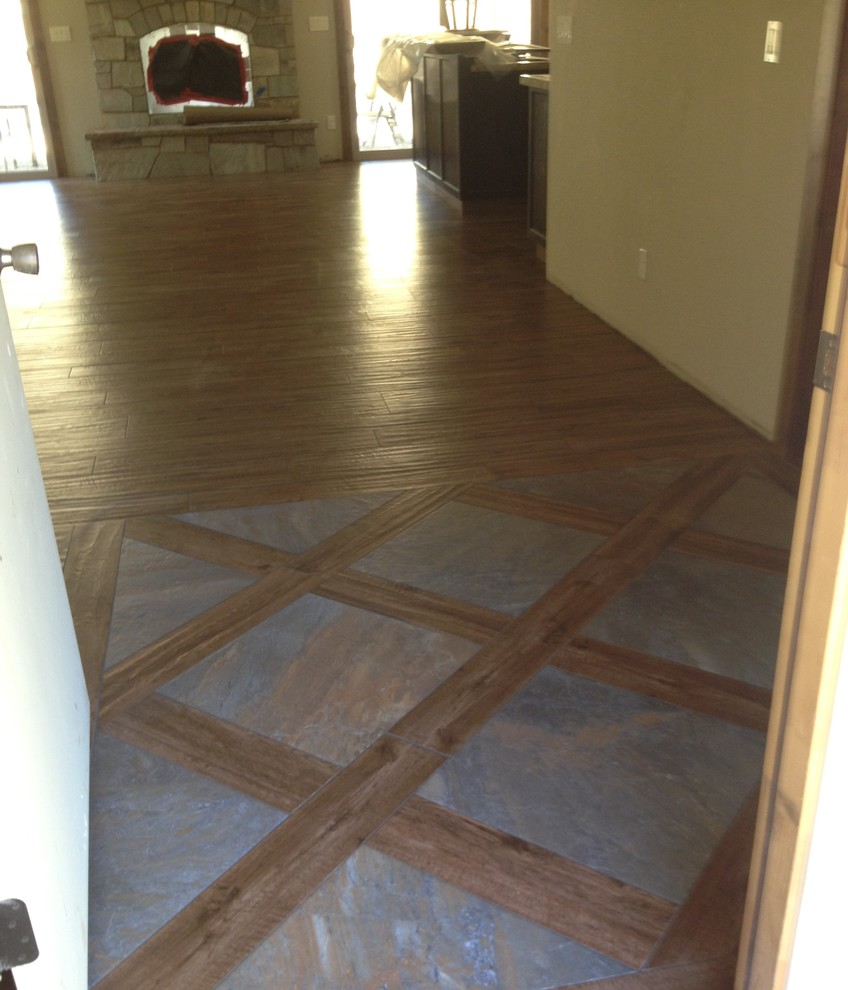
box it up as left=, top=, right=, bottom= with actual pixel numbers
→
left=556, top=15, right=573, bottom=45
left=49, top=25, right=72, bottom=43
left=309, top=16, right=330, bottom=32
left=764, top=21, right=782, bottom=63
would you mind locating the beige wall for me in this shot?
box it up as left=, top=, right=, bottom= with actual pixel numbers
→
left=37, top=0, right=102, bottom=176
left=34, top=0, right=344, bottom=176
left=545, top=0, right=842, bottom=439
left=291, top=0, right=343, bottom=162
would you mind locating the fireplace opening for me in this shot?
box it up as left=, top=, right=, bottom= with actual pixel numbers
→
left=140, top=25, right=253, bottom=115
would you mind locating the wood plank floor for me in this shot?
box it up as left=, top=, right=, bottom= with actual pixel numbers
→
left=1, top=163, right=798, bottom=989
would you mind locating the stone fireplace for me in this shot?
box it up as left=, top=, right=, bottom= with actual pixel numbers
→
left=83, top=0, right=318, bottom=181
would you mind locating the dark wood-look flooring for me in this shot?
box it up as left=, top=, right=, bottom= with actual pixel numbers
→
left=1, top=163, right=796, bottom=989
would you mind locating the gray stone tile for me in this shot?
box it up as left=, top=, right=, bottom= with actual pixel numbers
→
left=213, top=845, right=630, bottom=989
left=89, top=733, right=286, bottom=985
left=694, top=474, right=796, bottom=548
left=354, top=502, right=605, bottom=616
left=176, top=492, right=394, bottom=554
left=105, top=538, right=255, bottom=667
left=161, top=594, right=478, bottom=766
left=496, top=461, right=690, bottom=517
left=583, top=550, right=785, bottom=688
left=418, top=667, right=765, bottom=904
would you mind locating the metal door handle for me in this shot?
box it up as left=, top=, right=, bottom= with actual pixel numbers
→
left=0, top=244, right=39, bottom=276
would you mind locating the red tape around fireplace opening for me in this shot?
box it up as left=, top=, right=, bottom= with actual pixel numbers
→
left=147, top=35, right=248, bottom=107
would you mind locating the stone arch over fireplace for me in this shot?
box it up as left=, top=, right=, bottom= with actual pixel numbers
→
left=85, top=0, right=298, bottom=131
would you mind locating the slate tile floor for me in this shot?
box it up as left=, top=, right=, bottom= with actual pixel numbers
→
left=85, top=456, right=792, bottom=989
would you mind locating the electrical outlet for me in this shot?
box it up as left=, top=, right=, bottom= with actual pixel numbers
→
left=638, top=248, right=648, bottom=281
left=309, top=16, right=330, bottom=32
left=327, top=115, right=337, bottom=130
left=49, top=25, right=72, bottom=43
left=556, top=15, right=572, bottom=45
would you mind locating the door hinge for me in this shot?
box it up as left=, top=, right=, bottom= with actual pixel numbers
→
left=0, top=900, right=39, bottom=985
left=814, top=330, right=839, bottom=392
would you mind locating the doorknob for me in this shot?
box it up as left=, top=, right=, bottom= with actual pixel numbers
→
left=0, top=244, right=39, bottom=276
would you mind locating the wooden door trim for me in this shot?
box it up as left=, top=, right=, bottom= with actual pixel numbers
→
left=737, top=122, right=848, bottom=990
left=776, top=0, right=848, bottom=461
left=531, top=0, right=549, bottom=46
left=18, top=0, right=66, bottom=177
left=334, top=0, right=356, bottom=161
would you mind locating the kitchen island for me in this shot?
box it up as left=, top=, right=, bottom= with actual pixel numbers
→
left=411, top=50, right=548, bottom=204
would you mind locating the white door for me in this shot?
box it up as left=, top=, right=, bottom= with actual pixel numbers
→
left=0, top=273, right=88, bottom=987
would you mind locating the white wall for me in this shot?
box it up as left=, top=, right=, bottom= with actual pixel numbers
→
left=545, top=0, right=842, bottom=438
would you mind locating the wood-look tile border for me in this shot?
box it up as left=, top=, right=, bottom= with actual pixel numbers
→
left=120, top=488, right=785, bottom=679
left=125, top=514, right=296, bottom=575
left=182, top=463, right=490, bottom=514
left=371, top=796, right=676, bottom=969
left=461, top=482, right=790, bottom=574
left=98, top=566, right=326, bottom=721
left=99, top=484, right=472, bottom=722
left=94, top=736, right=444, bottom=990
left=648, top=785, right=760, bottom=967
left=92, top=457, right=760, bottom=986
left=62, top=519, right=124, bottom=715
left=393, top=457, right=743, bottom=752
left=318, top=569, right=511, bottom=644
left=296, top=484, right=470, bottom=571
left=562, top=956, right=738, bottom=990
left=671, top=529, right=789, bottom=574
left=104, top=695, right=676, bottom=971
left=457, top=484, right=624, bottom=536
left=48, top=489, right=192, bottom=528
left=105, top=695, right=337, bottom=811
left=552, top=638, right=772, bottom=732
left=125, top=513, right=510, bottom=645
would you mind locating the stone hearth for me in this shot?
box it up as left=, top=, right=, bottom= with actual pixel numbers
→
left=86, top=118, right=317, bottom=181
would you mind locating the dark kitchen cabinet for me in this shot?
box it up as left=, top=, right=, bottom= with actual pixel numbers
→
left=411, top=52, right=547, bottom=202
left=526, top=80, right=548, bottom=243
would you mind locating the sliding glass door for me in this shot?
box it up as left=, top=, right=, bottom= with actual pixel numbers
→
left=0, top=0, right=52, bottom=178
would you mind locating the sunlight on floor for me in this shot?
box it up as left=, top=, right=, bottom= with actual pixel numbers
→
left=358, top=162, right=420, bottom=284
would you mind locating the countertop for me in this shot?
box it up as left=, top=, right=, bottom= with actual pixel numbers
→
left=519, top=72, right=550, bottom=91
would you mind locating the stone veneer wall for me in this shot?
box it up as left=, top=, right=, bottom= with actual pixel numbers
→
left=84, top=0, right=298, bottom=130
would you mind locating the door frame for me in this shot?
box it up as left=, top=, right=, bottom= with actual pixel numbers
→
left=737, top=61, right=848, bottom=990
left=776, top=0, right=848, bottom=460
left=334, top=0, right=356, bottom=162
